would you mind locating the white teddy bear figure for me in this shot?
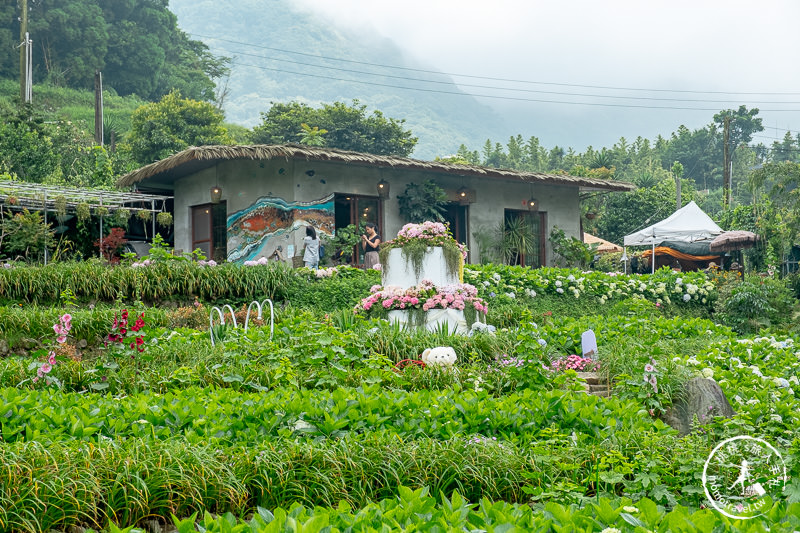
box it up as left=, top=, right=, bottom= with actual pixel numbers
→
left=421, top=346, right=457, bottom=366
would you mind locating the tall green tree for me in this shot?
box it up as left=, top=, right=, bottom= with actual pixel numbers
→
left=714, top=105, right=764, bottom=154
left=123, top=90, right=232, bottom=165
left=749, top=161, right=800, bottom=255
left=0, top=0, right=227, bottom=100
left=250, top=100, right=417, bottom=157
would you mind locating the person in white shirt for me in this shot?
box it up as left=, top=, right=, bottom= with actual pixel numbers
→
left=303, top=226, right=320, bottom=269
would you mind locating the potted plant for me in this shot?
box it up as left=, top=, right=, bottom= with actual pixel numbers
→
left=76, top=202, right=91, bottom=222
left=379, top=221, right=466, bottom=280
left=157, top=211, right=173, bottom=227
left=54, top=195, right=67, bottom=217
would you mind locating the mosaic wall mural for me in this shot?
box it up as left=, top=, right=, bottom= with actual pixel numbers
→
left=227, top=194, right=335, bottom=263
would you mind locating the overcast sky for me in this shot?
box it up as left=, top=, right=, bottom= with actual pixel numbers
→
left=293, top=0, right=800, bottom=150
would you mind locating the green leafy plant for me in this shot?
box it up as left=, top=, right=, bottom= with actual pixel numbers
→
left=0, top=209, right=56, bottom=261
left=76, top=202, right=91, bottom=222
left=397, top=180, right=448, bottom=223
left=327, top=222, right=365, bottom=264
left=550, top=225, right=596, bottom=268
left=498, top=216, right=538, bottom=266
left=53, top=195, right=67, bottom=217
left=716, top=275, right=795, bottom=333
left=156, top=211, right=173, bottom=227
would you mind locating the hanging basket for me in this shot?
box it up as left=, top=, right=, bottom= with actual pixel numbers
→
left=137, top=209, right=151, bottom=222
left=157, top=211, right=173, bottom=227
left=6, top=195, right=18, bottom=206
left=95, top=206, right=109, bottom=217
left=54, top=196, right=67, bottom=217
left=76, top=202, right=91, bottom=222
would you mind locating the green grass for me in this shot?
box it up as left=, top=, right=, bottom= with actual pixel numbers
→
left=0, top=78, right=146, bottom=138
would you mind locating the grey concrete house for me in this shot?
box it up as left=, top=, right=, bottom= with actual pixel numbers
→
left=117, top=144, right=634, bottom=266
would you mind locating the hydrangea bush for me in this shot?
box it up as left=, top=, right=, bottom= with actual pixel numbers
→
left=464, top=265, right=717, bottom=309
left=356, top=279, right=488, bottom=322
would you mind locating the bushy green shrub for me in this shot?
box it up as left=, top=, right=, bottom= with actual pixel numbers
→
left=716, top=275, right=795, bottom=333
left=285, top=267, right=380, bottom=311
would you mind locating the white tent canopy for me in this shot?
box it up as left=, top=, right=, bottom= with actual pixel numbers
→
left=623, top=201, right=723, bottom=247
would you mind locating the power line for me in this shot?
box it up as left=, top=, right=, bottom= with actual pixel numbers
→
left=191, top=33, right=800, bottom=97
left=229, top=60, right=800, bottom=113
left=211, top=47, right=800, bottom=106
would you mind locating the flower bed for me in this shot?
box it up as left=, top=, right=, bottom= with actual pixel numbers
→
left=464, top=264, right=717, bottom=308
left=356, top=279, right=487, bottom=326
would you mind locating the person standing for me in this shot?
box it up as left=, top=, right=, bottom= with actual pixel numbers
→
left=303, top=226, right=320, bottom=269
left=362, top=222, right=381, bottom=270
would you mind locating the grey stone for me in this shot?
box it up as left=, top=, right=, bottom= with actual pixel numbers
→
left=142, top=519, right=163, bottom=533
left=661, top=377, right=735, bottom=436
left=20, top=337, right=40, bottom=350
left=0, top=339, right=9, bottom=354
left=77, top=338, right=88, bottom=349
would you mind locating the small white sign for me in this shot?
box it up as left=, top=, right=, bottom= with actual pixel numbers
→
left=581, top=329, right=597, bottom=358
left=287, top=244, right=295, bottom=257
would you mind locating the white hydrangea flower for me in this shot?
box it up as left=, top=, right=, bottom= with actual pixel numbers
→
left=555, top=280, right=562, bottom=287
left=556, top=287, right=564, bottom=294
left=773, top=377, right=791, bottom=388
left=683, top=294, right=691, bottom=302
left=770, top=414, right=783, bottom=423
left=746, top=398, right=759, bottom=405
left=701, top=367, right=714, bottom=379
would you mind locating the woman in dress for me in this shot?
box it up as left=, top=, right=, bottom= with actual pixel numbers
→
left=361, top=222, right=381, bottom=270
left=303, top=226, right=320, bottom=269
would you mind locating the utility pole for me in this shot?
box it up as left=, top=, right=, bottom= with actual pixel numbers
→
left=722, top=115, right=731, bottom=210
left=672, top=161, right=684, bottom=210
left=19, top=0, right=28, bottom=103
left=94, top=71, right=104, bottom=145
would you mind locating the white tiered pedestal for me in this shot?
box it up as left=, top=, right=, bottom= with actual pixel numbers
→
left=384, top=247, right=468, bottom=334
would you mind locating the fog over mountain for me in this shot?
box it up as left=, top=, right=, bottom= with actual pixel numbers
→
left=170, top=0, right=511, bottom=159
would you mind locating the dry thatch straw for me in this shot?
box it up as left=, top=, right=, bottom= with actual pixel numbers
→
left=117, top=143, right=636, bottom=192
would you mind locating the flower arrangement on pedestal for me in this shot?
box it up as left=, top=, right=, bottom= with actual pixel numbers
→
left=379, top=221, right=467, bottom=279
left=355, top=279, right=488, bottom=324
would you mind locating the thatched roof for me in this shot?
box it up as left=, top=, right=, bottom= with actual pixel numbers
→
left=117, top=144, right=636, bottom=192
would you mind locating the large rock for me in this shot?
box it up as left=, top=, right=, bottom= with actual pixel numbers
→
left=661, top=377, right=735, bottom=435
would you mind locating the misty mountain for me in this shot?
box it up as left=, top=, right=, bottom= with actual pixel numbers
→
left=169, top=0, right=509, bottom=159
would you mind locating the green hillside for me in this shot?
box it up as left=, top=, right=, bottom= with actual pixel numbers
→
left=0, top=79, right=145, bottom=140
left=169, top=0, right=509, bottom=159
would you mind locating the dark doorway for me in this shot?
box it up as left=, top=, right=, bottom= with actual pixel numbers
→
left=443, top=203, right=469, bottom=260
left=191, top=202, right=227, bottom=261
left=503, top=209, right=546, bottom=267
left=334, top=194, right=382, bottom=265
